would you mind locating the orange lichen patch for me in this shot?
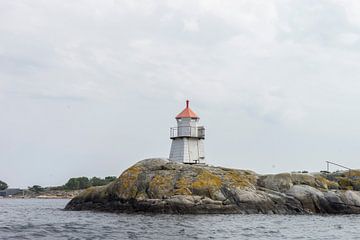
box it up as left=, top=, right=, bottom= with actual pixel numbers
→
left=191, top=169, right=222, bottom=198
left=223, top=170, right=256, bottom=189
left=148, top=174, right=174, bottom=198
left=192, top=169, right=222, bottom=189
left=116, top=166, right=142, bottom=199
left=174, top=177, right=192, bottom=195
left=174, top=187, right=192, bottom=195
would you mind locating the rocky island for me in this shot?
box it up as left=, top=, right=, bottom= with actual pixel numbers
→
left=65, top=158, right=360, bottom=214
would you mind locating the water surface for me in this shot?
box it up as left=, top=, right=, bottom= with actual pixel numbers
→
left=0, top=199, right=358, bottom=239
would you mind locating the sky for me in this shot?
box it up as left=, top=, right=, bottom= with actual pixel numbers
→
left=2, top=0, right=360, bottom=188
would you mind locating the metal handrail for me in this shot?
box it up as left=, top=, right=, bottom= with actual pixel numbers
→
left=170, top=126, right=205, bottom=139
left=326, top=161, right=352, bottom=177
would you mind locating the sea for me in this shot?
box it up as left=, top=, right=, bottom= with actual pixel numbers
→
left=0, top=199, right=359, bottom=240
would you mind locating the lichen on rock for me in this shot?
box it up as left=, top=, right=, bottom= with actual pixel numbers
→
left=65, top=158, right=360, bottom=214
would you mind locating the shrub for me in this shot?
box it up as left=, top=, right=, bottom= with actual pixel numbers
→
left=28, top=185, right=44, bottom=193
left=0, top=180, right=8, bottom=190
left=64, top=176, right=116, bottom=190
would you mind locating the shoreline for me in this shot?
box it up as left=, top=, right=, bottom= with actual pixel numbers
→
left=0, top=190, right=82, bottom=200
left=0, top=196, right=73, bottom=200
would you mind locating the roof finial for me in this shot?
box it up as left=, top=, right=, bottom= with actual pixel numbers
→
left=176, top=100, right=199, bottom=119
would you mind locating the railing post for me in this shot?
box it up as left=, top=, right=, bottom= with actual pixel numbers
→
left=327, top=161, right=329, bottom=172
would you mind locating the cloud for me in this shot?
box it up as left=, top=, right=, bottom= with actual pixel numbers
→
left=183, top=18, right=199, bottom=32
left=2, top=0, right=360, bottom=123
left=2, top=0, right=360, bottom=187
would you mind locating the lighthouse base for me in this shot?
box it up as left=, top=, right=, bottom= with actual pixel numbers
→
left=169, top=138, right=205, bottom=164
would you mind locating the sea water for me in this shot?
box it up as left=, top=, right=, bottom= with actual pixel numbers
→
left=0, top=199, right=359, bottom=240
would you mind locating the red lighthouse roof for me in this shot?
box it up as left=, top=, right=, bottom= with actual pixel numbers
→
left=176, top=100, right=199, bottom=119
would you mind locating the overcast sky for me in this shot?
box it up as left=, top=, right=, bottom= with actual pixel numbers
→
left=2, top=0, right=360, bottom=188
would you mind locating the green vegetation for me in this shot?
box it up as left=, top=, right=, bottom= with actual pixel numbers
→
left=64, top=176, right=116, bottom=190
left=65, top=177, right=90, bottom=190
left=28, top=185, right=45, bottom=193
left=0, top=180, right=8, bottom=190
left=24, top=176, right=117, bottom=193
left=90, top=176, right=116, bottom=186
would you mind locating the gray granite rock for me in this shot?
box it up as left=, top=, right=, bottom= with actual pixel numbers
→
left=65, top=158, right=360, bottom=214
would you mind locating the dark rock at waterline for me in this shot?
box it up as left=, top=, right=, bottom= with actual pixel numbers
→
left=65, top=158, right=360, bottom=214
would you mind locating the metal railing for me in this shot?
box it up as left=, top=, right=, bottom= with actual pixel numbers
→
left=326, top=161, right=352, bottom=177
left=170, top=126, right=205, bottom=139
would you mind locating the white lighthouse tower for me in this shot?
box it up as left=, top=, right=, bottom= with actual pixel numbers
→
left=169, top=100, right=205, bottom=164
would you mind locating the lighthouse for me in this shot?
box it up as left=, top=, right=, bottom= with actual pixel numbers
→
left=169, top=100, right=205, bottom=164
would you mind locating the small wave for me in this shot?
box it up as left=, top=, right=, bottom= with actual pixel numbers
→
left=1, top=199, right=360, bottom=240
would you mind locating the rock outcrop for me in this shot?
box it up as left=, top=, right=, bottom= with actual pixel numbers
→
left=65, top=158, right=360, bottom=214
